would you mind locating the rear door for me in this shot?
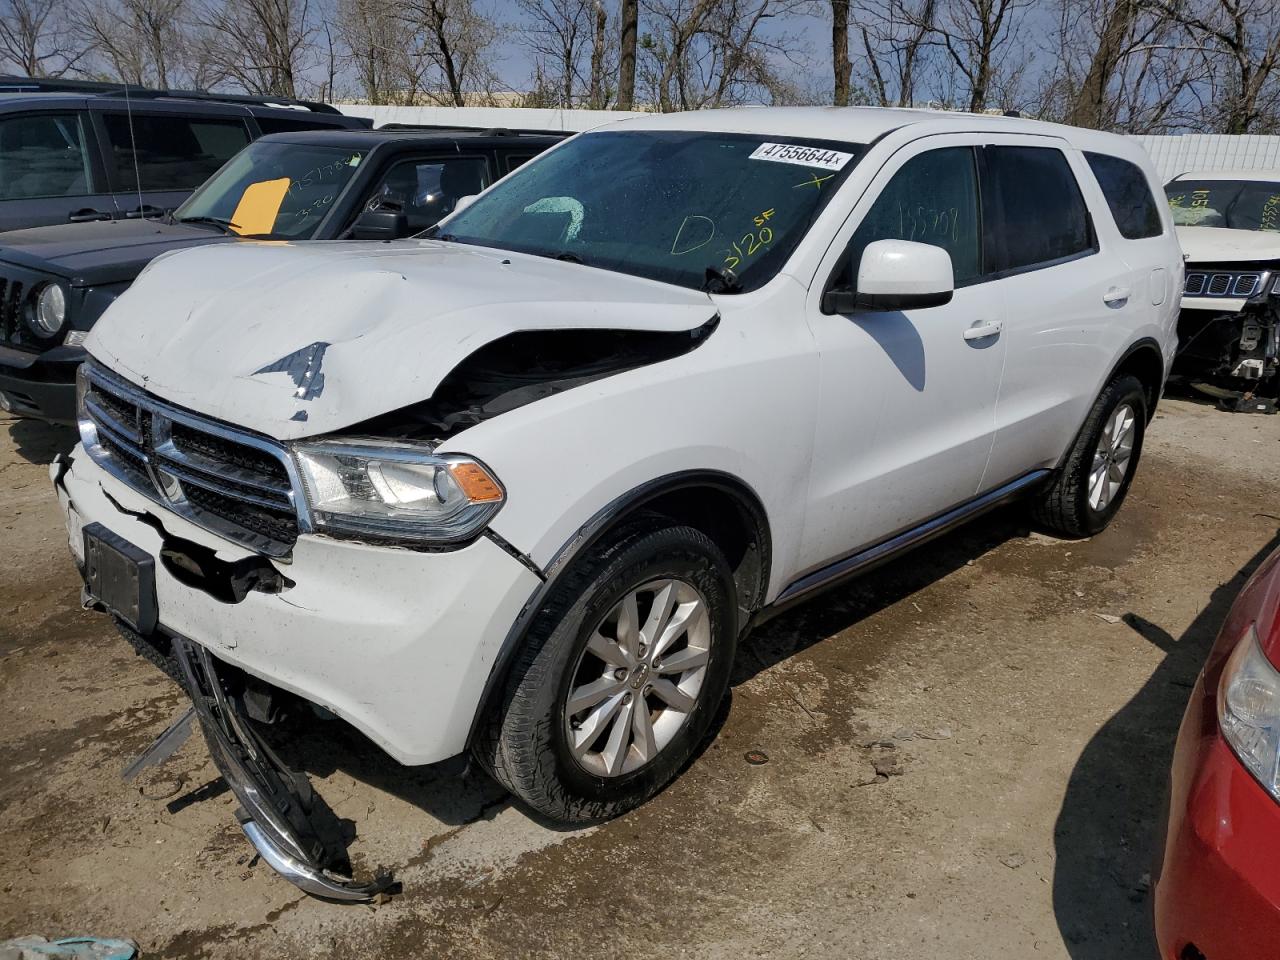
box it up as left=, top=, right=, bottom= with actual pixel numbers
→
left=89, top=103, right=252, bottom=219
left=0, top=109, right=116, bottom=231
left=980, top=137, right=1145, bottom=486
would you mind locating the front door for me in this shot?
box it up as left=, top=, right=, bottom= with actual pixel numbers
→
left=798, top=137, right=1006, bottom=577
left=0, top=110, right=117, bottom=231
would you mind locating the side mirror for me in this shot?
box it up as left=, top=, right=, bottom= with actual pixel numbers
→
left=453, top=194, right=478, bottom=213
left=822, top=239, right=955, bottom=314
left=352, top=208, right=408, bottom=241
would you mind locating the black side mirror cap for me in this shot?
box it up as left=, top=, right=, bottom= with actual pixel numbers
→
left=352, top=209, right=409, bottom=241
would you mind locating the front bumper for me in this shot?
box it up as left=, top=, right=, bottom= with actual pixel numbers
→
left=174, top=636, right=394, bottom=900
left=55, top=443, right=542, bottom=766
left=1155, top=674, right=1280, bottom=959
left=0, top=349, right=78, bottom=423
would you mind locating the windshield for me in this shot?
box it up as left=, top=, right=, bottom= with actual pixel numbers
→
left=434, top=131, right=866, bottom=292
left=1165, top=179, right=1280, bottom=232
left=174, top=140, right=367, bottom=239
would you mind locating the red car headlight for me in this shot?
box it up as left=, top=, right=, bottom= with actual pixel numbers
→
left=1219, top=624, right=1280, bottom=799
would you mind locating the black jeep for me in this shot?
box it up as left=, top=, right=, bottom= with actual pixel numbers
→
left=0, top=126, right=564, bottom=422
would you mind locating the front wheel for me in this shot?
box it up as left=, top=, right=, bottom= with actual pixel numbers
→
left=474, top=524, right=737, bottom=825
left=1032, top=373, right=1148, bottom=537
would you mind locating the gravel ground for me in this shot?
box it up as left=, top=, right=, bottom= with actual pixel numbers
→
left=1, top=397, right=1278, bottom=959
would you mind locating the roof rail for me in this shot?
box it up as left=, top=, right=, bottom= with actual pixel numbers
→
left=0, top=75, right=343, bottom=115
left=378, top=122, right=568, bottom=137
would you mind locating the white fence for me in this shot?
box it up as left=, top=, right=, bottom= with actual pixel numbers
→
left=335, top=106, right=1280, bottom=180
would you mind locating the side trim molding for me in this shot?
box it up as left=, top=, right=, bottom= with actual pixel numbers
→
left=772, top=469, right=1051, bottom=609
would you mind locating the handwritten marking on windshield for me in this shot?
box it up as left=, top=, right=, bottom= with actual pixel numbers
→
left=671, top=215, right=716, bottom=255
left=794, top=174, right=834, bottom=190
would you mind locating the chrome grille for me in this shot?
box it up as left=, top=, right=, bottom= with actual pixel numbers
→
left=78, top=361, right=304, bottom=556
left=1184, top=269, right=1268, bottom=299
left=0, top=278, right=24, bottom=342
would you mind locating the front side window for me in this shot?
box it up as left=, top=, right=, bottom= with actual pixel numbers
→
left=1086, top=152, right=1162, bottom=240
left=836, top=146, right=983, bottom=288
left=435, top=131, right=866, bottom=292
left=175, top=140, right=367, bottom=238
left=102, top=113, right=251, bottom=192
left=986, top=145, right=1095, bottom=273
left=0, top=113, right=93, bottom=200
left=364, top=156, right=490, bottom=233
left=1165, top=179, right=1280, bottom=232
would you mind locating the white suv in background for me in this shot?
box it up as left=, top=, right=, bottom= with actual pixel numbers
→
left=54, top=107, right=1182, bottom=899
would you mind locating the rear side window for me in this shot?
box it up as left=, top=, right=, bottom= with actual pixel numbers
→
left=985, top=146, right=1095, bottom=273
left=1085, top=152, right=1162, bottom=239
left=0, top=113, right=94, bottom=200
left=102, top=113, right=251, bottom=192
left=841, top=146, right=983, bottom=286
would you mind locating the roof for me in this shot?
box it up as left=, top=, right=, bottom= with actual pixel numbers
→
left=1168, top=168, right=1280, bottom=183
left=596, top=105, right=1138, bottom=151
left=255, top=128, right=565, bottom=149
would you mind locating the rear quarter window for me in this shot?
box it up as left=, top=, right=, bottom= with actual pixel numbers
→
left=1085, top=152, right=1163, bottom=240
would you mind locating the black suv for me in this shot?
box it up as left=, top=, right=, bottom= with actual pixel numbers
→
left=0, top=76, right=367, bottom=233
left=0, top=126, right=564, bottom=422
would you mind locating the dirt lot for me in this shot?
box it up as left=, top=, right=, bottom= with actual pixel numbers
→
left=2, top=398, right=1278, bottom=959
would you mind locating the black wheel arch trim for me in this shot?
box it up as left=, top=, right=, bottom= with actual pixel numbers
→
left=465, top=469, right=772, bottom=750
left=1108, top=336, right=1165, bottom=420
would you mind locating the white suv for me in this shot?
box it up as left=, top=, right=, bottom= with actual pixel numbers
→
left=55, top=107, right=1181, bottom=898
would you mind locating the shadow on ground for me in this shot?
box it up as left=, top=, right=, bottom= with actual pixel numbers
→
left=4, top=415, right=77, bottom=464
left=1052, top=529, right=1280, bottom=959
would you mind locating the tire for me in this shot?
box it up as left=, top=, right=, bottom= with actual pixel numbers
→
left=1032, top=373, right=1147, bottom=537
left=474, top=523, right=737, bottom=825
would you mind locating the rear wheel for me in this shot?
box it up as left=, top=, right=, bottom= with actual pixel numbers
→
left=1033, top=374, right=1147, bottom=537
left=475, top=524, right=736, bottom=824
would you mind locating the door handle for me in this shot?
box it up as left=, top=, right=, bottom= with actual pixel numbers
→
left=962, top=319, right=1003, bottom=341
left=68, top=208, right=111, bottom=223
left=125, top=205, right=165, bottom=219
left=1103, top=286, right=1131, bottom=307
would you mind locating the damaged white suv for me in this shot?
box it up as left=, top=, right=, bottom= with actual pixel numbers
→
left=55, top=108, right=1181, bottom=898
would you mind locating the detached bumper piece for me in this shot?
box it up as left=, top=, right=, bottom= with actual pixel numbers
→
left=172, top=636, right=395, bottom=901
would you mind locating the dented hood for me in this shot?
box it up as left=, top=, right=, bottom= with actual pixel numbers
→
left=87, top=239, right=715, bottom=440
left=1177, top=225, right=1280, bottom=264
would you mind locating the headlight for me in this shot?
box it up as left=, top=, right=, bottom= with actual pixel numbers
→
left=31, top=282, right=68, bottom=336
left=1219, top=624, right=1280, bottom=798
left=292, top=439, right=504, bottom=545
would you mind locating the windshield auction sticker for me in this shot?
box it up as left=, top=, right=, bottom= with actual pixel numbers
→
left=749, top=142, right=855, bottom=171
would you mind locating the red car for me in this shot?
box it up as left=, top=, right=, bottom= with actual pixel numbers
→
left=1156, top=541, right=1280, bottom=959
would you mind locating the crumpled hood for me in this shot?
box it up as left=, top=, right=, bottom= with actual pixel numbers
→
left=1177, top=225, right=1280, bottom=265
left=87, top=239, right=715, bottom=440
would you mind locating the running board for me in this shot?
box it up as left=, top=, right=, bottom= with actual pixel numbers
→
left=773, top=470, right=1051, bottom=608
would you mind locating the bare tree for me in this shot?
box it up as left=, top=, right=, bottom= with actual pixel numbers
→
left=74, top=0, right=191, bottom=88
left=1148, top=0, right=1280, bottom=133
left=588, top=0, right=611, bottom=107
left=400, top=0, right=498, bottom=106
left=199, top=0, right=314, bottom=97
left=852, top=0, right=937, bottom=106
left=617, top=0, right=639, bottom=106
left=1030, top=0, right=1206, bottom=132
left=517, top=0, right=596, bottom=107
left=336, top=0, right=405, bottom=102
left=0, top=0, right=82, bottom=76
left=640, top=0, right=804, bottom=111
left=829, top=0, right=851, bottom=105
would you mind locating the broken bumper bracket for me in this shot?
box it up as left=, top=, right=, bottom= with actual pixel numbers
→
left=172, top=636, right=395, bottom=902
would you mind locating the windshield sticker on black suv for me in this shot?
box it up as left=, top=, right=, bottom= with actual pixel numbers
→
left=749, top=143, right=856, bottom=171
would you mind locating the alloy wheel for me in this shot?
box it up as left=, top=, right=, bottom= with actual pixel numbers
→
left=1088, top=402, right=1136, bottom=512
left=563, top=578, right=711, bottom=777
